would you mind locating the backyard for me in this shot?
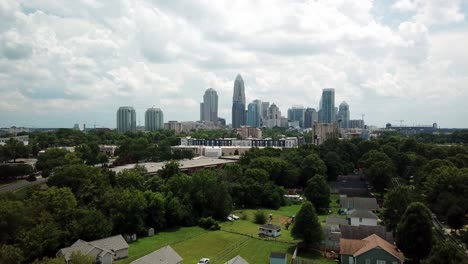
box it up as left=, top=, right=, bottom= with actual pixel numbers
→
left=118, top=195, right=341, bottom=264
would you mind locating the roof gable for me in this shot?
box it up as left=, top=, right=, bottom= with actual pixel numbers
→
left=130, top=245, right=182, bottom=264
left=225, top=255, right=249, bottom=264
left=340, top=197, right=378, bottom=210
left=90, top=234, right=129, bottom=252
left=340, top=234, right=404, bottom=262
left=347, top=209, right=378, bottom=219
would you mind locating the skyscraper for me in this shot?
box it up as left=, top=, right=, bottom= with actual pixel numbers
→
left=116, top=106, right=136, bottom=133
left=201, top=88, right=218, bottom=125
left=145, top=107, right=164, bottom=131
left=304, top=108, right=318, bottom=128
left=232, top=74, right=246, bottom=128
left=247, top=102, right=260, bottom=127
left=337, top=101, right=350, bottom=128
left=319, top=88, right=335, bottom=123
left=287, top=106, right=306, bottom=128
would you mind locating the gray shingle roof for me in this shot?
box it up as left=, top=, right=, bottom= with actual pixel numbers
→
left=340, top=225, right=394, bottom=243
left=57, top=239, right=112, bottom=261
left=347, top=209, right=378, bottom=219
left=259, top=223, right=281, bottom=230
left=130, top=246, right=182, bottom=264
left=340, top=197, right=378, bottom=211
left=90, top=234, right=128, bottom=252
left=225, top=255, right=249, bottom=264
left=326, top=215, right=349, bottom=226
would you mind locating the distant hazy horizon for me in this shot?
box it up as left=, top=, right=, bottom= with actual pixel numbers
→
left=1, top=1, right=468, bottom=128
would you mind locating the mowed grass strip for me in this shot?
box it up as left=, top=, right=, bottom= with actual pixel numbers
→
left=218, top=237, right=294, bottom=264
left=172, top=231, right=247, bottom=263
left=118, top=227, right=207, bottom=264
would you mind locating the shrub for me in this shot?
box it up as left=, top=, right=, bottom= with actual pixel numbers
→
left=254, top=210, right=267, bottom=224
left=198, top=217, right=219, bottom=230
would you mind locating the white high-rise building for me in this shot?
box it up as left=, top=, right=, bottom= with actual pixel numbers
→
left=145, top=108, right=164, bottom=131
left=117, top=106, right=136, bottom=133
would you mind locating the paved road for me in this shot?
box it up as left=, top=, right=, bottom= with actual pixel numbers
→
left=0, top=177, right=47, bottom=193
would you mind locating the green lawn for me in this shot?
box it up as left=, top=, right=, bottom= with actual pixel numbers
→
left=117, top=227, right=207, bottom=264
left=119, top=196, right=341, bottom=264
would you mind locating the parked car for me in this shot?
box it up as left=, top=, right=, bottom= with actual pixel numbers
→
left=198, top=258, right=210, bottom=264
left=230, top=214, right=240, bottom=220
left=227, top=216, right=234, bottom=221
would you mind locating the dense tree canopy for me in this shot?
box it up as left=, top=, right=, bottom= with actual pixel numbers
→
left=396, top=202, right=433, bottom=263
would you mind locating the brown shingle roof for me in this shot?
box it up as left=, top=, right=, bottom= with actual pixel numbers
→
left=340, top=234, right=404, bottom=262
left=339, top=238, right=368, bottom=255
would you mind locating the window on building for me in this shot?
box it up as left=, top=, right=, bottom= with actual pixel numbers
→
left=376, top=260, right=386, bottom=264
left=359, top=218, right=363, bottom=222
left=365, top=259, right=370, bottom=264
left=348, top=257, right=354, bottom=264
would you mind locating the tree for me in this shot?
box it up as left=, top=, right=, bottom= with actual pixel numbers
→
left=75, top=209, right=113, bottom=241
left=323, top=151, right=344, bottom=181
left=382, top=186, right=415, bottom=232
left=96, top=152, right=109, bottom=166
left=304, top=175, right=330, bottom=213
left=159, top=160, right=180, bottom=179
left=300, top=153, right=326, bottom=186
left=0, top=244, right=24, bottom=264
left=446, top=205, right=464, bottom=230
left=0, top=200, right=26, bottom=243
left=3, top=139, right=29, bottom=162
left=291, top=201, right=322, bottom=247
left=366, top=160, right=395, bottom=196
left=68, top=252, right=94, bottom=264
left=396, top=202, right=433, bottom=263
left=421, top=241, right=465, bottom=264
left=254, top=210, right=267, bottom=224
left=144, top=191, right=166, bottom=230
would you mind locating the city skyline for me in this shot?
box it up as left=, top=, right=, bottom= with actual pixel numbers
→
left=1, top=1, right=468, bottom=128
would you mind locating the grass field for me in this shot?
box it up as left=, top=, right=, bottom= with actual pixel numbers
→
left=118, top=227, right=207, bottom=264
left=119, top=195, right=342, bottom=264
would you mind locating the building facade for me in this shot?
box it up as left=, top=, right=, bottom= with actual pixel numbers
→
left=201, top=88, right=218, bottom=125
left=337, top=101, right=350, bottom=128
left=145, top=108, right=164, bottom=131
left=236, top=126, right=262, bottom=139
left=320, top=88, right=335, bottom=123
left=247, top=102, right=261, bottom=127
left=287, top=106, right=306, bottom=128
left=232, top=74, right=246, bottom=128
left=304, top=108, right=318, bottom=128
left=117, top=106, right=136, bottom=133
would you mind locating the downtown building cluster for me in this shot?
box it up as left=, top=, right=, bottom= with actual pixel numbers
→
left=116, top=73, right=365, bottom=133
left=207, top=74, right=364, bottom=130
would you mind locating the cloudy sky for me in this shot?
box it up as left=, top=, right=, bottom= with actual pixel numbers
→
left=1, top=0, right=468, bottom=128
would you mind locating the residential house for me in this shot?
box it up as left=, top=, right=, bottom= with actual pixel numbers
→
left=340, top=197, right=378, bottom=212
left=57, top=235, right=128, bottom=264
left=326, top=215, right=349, bottom=232
left=130, top=245, right=182, bottom=264
left=340, top=234, right=404, bottom=264
left=340, top=225, right=394, bottom=244
left=89, top=235, right=129, bottom=260
left=269, top=252, right=287, bottom=264
left=225, top=255, right=249, bottom=264
left=347, top=209, right=378, bottom=226
left=259, top=224, right=282, bottom=237
left=323, top=224, right=394, bottom=252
